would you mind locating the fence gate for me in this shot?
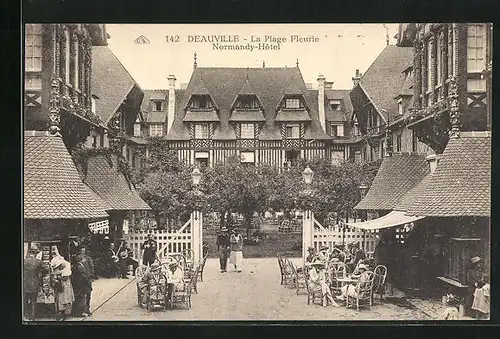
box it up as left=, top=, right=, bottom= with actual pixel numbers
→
left=125, top=211, right=203, bottom=265
left=302, top=212, right=378, bottom=263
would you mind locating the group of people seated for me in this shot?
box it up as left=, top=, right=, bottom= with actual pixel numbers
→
left=303, top=244, right=372, bottom=307
left=138, top=258, right=185, bottom=308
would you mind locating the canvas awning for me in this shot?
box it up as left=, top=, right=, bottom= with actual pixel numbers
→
left=345, top=211, right=424, bottom=230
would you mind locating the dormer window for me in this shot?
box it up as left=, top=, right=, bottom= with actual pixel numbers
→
left=285, top=98, right=301, bottom=109
left=190, top=95, right=213, bottom=110
left=235, top=95, right=259, bottom=109
left=329, top=99, right=341, bottom=111
left=152, top=100, right=163, bottom=112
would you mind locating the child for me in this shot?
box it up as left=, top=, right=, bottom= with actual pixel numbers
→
left=441, top=293, right=459, bottom=320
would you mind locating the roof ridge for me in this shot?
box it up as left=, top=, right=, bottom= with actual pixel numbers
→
left=24, top=130, right=62, bottom=137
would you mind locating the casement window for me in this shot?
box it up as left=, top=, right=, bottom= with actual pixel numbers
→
left=396, top=133, right=402, bottom=152
left=436, top=34, right=443, bottom=86
left=330, top=124, right=344, bottom=137
left=240, top=123, right=255, bottom=139
left=65, top=29, right=70, bottom=84
left=190, top=95, right=212, bottom=109
left=194, top=123, right=209, bottom=139
left=74, top=38, right=79, bottom=89
left=285, top=124, right=300, bottom=139
left=152, top=100, right=163, bottom=112
left=426, top=39, right=432, bottom=90
left=92, top=136, right=97, bottom=148
left=412, top=130, right=418, bottom=152
left=25, top=24, right=42, bottom=72
left=134, top=123, right=141, bottom=137
left=398, top=98, right=403, bottom=114
left=467, top=79, right=486, bottom=92
left=329, top=99, right=341, bottom=111
left=237, top=95, right=258, bottom=109
left=91, top=96, right=96, bottom=113
left=149, top=124, right=164, bottom=137
left=25, top=24, right=42, bottom=90
left=285, top=98, right=301, bottom=109
left=467, top=24, right=486, bottom=72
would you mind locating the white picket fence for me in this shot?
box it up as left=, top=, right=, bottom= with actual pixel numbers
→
left=124, top=218, right=193, bottom=262
left=310, top=218, right=379, bottom=256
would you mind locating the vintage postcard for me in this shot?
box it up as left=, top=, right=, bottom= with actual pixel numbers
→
left=23, top=23, right=491, bottom=322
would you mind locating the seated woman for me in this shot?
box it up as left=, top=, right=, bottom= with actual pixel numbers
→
left=307, top=258, right=339, bottom=307
left=166, top=261, right=185, bottom=302
left=337, top=263, right=370, bottom=301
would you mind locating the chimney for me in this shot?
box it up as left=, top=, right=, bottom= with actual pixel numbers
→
left=352, top=69, right=362, bottom=88
left=425, top=153, right=440, bottom=174
left=324, top=81, right=334, bottom=90
left=317, top=74, right=326, bottom=132
left=167, top=74, right=176, bottom=134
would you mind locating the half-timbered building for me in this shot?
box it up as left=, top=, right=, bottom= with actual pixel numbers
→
left=144, top=63, right=356, bottom=168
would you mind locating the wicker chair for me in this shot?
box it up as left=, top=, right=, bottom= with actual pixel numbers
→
left=145, top=271, right=168, bottom=311
left=372, top=265, right=388, bottom=301
left=169, top=279, right=193, bottom=309
left=277, top=253, right=286, bottom=285
left=182, top=249, right=196, bottom=270
left=190, top=264, right=201, bottom=294
left=282, top=257, right=295, bottom=287
left=197, top=254, right=208, bottom=282
left=289, top=260, right=307, bottom=295
left=135, top=266, right=149, bottom=308
left=304, top=271, right=323, bottom=305
left=346, top=271, right=375, bottom=311
left=329, top=261, right=349, bottom=295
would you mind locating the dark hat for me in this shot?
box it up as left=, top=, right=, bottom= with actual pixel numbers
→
left=320, top=245, right=329, bottom=251
left=307, top=246, right=315, bottom=252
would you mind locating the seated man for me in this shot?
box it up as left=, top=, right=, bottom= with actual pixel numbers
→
left=297, top=247, right=316, bottom=274
left=166, top=261, right=185, bottom=303
left=337, top=263, right=371, bottom=300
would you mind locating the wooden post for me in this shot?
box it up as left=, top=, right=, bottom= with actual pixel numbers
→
left=302, top=210, right=313, bottom=265
left=191, top=211, right=202, bottom=264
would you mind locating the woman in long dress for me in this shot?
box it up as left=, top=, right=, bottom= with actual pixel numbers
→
left=308, top=258, right=338, bottom=307
left=229, top=229, right=243, bottom=273
left=50, top=246, right=74, bottom=321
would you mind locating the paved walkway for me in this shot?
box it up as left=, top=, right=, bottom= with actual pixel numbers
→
left=84, top=258, right=430, bottom=321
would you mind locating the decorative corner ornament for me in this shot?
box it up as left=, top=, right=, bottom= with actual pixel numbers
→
left=48, top=77, right=61, bottom=135
left=447, top=76, right=460, bottom=138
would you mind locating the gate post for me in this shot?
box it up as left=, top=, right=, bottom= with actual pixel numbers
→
left=302, top=210, right=313, bottom=265
left=191, top=211, right=203, bottom=264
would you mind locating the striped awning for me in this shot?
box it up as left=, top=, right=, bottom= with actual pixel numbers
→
left=345, top=211, right=424, bottom=230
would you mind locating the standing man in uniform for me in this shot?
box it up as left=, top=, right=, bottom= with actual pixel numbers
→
left=24, top=244, right=43, bottom=321
left=76, top=246, right=94, bottom=315
left=216, top=226, right=230, bottom=273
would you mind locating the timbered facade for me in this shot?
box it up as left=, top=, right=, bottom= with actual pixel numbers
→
left=144, top=65, right=357, bottom=168
left=404, top=23, right=492, bottom=154
left=24, top=24, right=109, bottom=151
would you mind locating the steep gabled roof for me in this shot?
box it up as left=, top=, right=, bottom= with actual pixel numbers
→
left=91, top=46, right=142, bottom=124
left=407, top=134, right=491, bottom=217
left=24, top=131, right=109, bottom=219
left=169, top=66, right=311, bottom=140
left=324, top=89, right=353, bottom=122
left=83, top=155, right=151, bottom=211
left=353, top=45, right=413, bottom=122
left=355, top=153, right=430, bottom=210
